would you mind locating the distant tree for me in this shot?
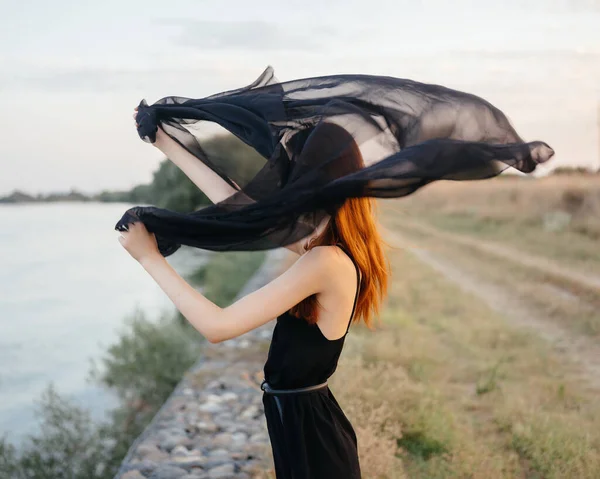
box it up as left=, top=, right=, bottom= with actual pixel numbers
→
left=2, top=132, right=267, bottom=207
left=128, top=183, right=153, bottom=203
left=0, top=437, right=19, bottom=478
left=551, top=166, right=595, bottom=175
left=147, top=160, right=210, bottom=211
left=200, top=133, right=266, bottom=186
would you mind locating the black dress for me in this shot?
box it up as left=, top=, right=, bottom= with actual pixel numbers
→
left=261, top=244, right=362, bottom=479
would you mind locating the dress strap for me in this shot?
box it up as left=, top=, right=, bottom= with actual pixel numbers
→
left=334, top=243, right=361, bottom=334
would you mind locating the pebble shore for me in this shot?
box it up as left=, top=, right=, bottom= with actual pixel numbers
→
left=113, top=248, right=289, bottom=479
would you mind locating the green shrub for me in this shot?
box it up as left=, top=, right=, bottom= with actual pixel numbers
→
left=88, top=307, right=203, bottom=410
left=1, top=384, right=112, bottom=479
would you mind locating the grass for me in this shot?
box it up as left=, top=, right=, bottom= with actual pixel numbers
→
left=388, top=217, right=600, bottom=338
left=384, top=174, right=600, bottom=276
left=329, top=241, right=600, bottom=478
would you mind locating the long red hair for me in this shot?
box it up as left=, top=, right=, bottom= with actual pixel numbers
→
left=287, top=122, right=391, bottom=330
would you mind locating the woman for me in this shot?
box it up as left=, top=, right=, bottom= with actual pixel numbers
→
left=119, top=112, right=389, bottom=478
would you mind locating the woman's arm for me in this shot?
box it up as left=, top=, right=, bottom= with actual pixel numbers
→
left=139, top=245, right=332, bottom=343
left=135, top=107, right=239, bottom=203
left=154, top=127, right=240, bottom=203
left=134, top=108, right=305, bottom=255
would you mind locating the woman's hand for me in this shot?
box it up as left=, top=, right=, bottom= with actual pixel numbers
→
left=133, top=106, right=165, bottom=147
left=118, top=221, right=160, bottom=263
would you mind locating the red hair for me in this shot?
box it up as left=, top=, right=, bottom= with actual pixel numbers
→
left=288, top=122, right=391, bottom=329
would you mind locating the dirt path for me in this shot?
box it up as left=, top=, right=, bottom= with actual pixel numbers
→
left=384, top=226, right=600, bottom=391
left=395, top=217, right=600, bottom=296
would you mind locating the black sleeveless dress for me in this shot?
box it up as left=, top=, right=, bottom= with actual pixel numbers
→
left=261, top=244, right=362, bottom=479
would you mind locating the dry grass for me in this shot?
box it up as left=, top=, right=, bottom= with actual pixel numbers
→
left=385, top=174, right=600, bottom=275
left=385, top=219, right=600, bottom=338
left=330, top=247, right=600, bottom=478
left=378, top=173, right=600, bottom=337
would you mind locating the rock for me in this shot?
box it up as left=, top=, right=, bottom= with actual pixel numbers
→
left=181, top=473, right=209, bottom=479
left=206, top=393, right=226, bottom=403
left=160, top=434, right=186, bottom=452
left=169, top=456, right=207, bottom=468
left=249, top=432, right=267, bottom=443
left=239, top=459, right=266, bottom=475
left=170, top=397, right=189, bottom=410
left=240, top=406, right=260, bottom=420
left=260, top=330, right=272, bottom=339
left=208, top=448, right=230, bottom=457
left=198, top=402, right=223, bottom=413
left=182, top=388, right=195, bottom=397
left=121, top=459, right=158, bottom=475
left=203, top=458, right=229, bottom=469
left=230, top=451, right=250, bottom=460
left=205, top=380, right=222, bottom=389
left=212, top=432, right=233, bottom=448
left=230, top=432, right=247, bottom=448
left=172, top=445, right=192, bottom=457
left=220, top=392, right=238, bottom=401
left=122, top=471, right=146, bottom=479
left=145, top=448, right=171, bottom=462
left=207, top=463, right=235, bottom=478
left=196, top=420, right=218, bottom=433
left=137, top=443, right=162, bottom=457
left=148, top=464, right=188, bottom=479
left=242, top=443, right=269, bottom=456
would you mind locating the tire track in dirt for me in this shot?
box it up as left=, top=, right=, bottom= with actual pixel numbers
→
left=395, top=217, right=600, bottom=296
left=383, top=226, right=600, bottom=391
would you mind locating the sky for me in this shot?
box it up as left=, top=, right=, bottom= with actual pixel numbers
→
left=1, top=0, right=599, bottom=196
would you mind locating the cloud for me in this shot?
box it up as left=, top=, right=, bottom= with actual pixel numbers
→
left=446, top=49, right=600, bottom=60
left=0, top=65, right=223, bottom=93
left=159, top=19, right=337, bottom=52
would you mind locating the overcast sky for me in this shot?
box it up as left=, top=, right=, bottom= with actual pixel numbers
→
left=1, top=0, right=599, bottom=196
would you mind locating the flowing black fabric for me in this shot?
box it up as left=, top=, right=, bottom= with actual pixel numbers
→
left=115, top=66, right=554, bottom=256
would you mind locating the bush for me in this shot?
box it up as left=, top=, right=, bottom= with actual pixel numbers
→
left=1, top=310, right=203, bottom=479
left=1, top=384, right=112, bottom=479
left=88, top=307, right=203, bottom=411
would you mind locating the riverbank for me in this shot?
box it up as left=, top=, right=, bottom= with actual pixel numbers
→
left=113, top=248, right=289, bottom=479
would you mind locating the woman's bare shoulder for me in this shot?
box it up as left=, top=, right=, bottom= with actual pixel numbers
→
left=305, top=245, right=355, bottom=278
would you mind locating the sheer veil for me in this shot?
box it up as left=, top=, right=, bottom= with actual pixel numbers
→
left=115, top=66, right=554, bottom=256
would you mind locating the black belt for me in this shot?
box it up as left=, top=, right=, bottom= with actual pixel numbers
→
left=261, top=379, right=328, bottom=425
left=260, top=379, right=328, bottom=395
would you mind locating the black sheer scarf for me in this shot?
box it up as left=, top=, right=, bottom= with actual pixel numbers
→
left=115, top=66, right=554, bottom=256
